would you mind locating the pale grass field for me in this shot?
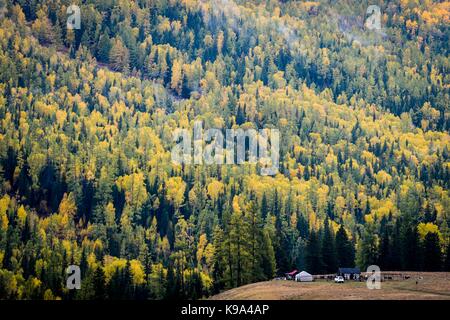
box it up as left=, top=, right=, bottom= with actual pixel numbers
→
left=210, top=272, right=450, bottom=300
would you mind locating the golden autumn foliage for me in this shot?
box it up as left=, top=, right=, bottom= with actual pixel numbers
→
left=0, top=0, right=449, bottom=300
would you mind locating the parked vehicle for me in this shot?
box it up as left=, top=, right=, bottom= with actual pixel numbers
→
left=334, top=276, right=344, bottom=283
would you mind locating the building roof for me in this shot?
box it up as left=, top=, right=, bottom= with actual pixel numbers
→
left=338, top=267, right=360, bottom=274
left=286, top=270, right=299, bottom=276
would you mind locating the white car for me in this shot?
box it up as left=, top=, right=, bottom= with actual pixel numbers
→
left=334, top=276, right=344, bottom=283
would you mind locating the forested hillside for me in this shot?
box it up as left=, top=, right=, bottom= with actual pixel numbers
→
left=0, top=0, right=449, bottom=299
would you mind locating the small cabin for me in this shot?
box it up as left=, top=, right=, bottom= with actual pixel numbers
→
left=338, top=267, right=361, bottom=280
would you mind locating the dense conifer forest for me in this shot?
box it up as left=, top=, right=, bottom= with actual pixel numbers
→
left=0, top=0, right=449, bottom=299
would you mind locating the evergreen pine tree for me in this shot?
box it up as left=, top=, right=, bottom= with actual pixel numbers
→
left=97, top=33, right=111, bottom=63
left=335, top=225, right=355, bottom=267
left=390, top=219, right=402, bottom=270
left=400, top=221, right=422, bottom=270
left=212, top=226, right=226, bottom=293
left=306, top=230, right=323, bottom=274
left=378, top=223, right=391, bottom=270
left=357, top=222, right=379, bottom=269
left=165, top=264, right=178, bottom=299
left=93, top=266, right=106, bottom=300
left=260, top=193, right=268, bottom=220
left=423, top=232, right=442, bottom=271
left=321, top=218, right=337, bottom=273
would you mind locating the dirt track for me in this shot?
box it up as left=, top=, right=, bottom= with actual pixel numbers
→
left=210, top=272, right=450, bottom=300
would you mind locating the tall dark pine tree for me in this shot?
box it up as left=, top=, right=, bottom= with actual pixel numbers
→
left=236, top=105, right=245, bottom=125
left=335, top=225, right=355, bottom=267
left=165, top=264, right=178, bottom=299
left=378, top=223, right=392, bottom=270
left=306, top=230, right=323, bottom=274
left=423, top=232, right=442, bottom=271
left=107, top=269, right=123, bottom=300
left=212, top=226, right=226, bottom=293
left=399, top=187, right=423, bottom=270
left=358, top=222, right=379, bottom=269
left=390, top=219, right=402, bottom=270
left=296, top=209, right=309, bottom=238
left=260, top=193, right=268, bottom=220
left=400, top=220, right=422, bottom=270
left=321, top=219, right=337, bottom=273
left=97, top=33, right=111, bottom=63
left=93, top=266, right=106, bottom=300
left=273, top=191, right=289, bottom=273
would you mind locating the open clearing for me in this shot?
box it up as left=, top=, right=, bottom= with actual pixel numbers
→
left=210, top=272, right=450, bottom=300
